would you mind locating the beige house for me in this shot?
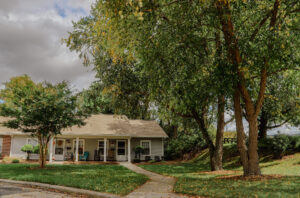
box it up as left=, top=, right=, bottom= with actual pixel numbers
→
left=0, top=114, right=168, bottom=162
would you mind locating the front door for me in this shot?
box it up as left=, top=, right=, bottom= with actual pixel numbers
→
left=116, top=140, right=126, bottom=161
left=54, top=139, right=65, bottom=161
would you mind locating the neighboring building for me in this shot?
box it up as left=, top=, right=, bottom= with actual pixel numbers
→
left=0, top=114, right=168, bottom=162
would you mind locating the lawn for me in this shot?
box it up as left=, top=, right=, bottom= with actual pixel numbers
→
left=0, top=164, right=148, bottom=195
left=139, top=145, right=300, bottom=198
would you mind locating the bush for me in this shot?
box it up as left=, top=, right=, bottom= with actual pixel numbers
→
left=12, top=159, right=19, bottom=163
left=270, top=135, right=290, bottom=159
left=165, top=132, right=206, bottom=160
left=21, top=144, right=33, bottom=160
left=33, top=144, right=40, bottom=154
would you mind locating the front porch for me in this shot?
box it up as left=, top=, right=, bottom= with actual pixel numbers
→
left=49, top=137, right=133, bottom=163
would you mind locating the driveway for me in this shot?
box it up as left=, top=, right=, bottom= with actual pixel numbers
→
left=0, top=182, right=75, bottom=198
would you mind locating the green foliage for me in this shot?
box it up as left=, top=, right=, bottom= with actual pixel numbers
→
left=21, top=144, right=33, bottom=160
left=11, top=159, right=19, bottom=163
left=0, top=164, right=148, bottom=195
left=33, top=145, right=40, bottom=154
left=259, top=135, right=300, bottom=159
left=78, top=81, right=114, bottom=115
left=0, top=75, right=88, bottom=167
left=165, top=131, right=206, bottom=160
left=270, top=135, right=290, bottom=159
left=21, top=144, right=33, bottom=153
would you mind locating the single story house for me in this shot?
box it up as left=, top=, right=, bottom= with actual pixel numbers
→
left=0, top=114, right=168, bottom=162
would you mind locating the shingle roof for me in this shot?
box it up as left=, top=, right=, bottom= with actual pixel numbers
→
left=0, top=114, right=168, bottom=138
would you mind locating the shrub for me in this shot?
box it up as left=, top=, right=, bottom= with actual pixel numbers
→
left=21, top=144, right=33, bottom=160
left=12, top=159, right=19, bottom=163
left=33, top=144, right=40, bottom=154
left=270, top=135, right=290, bottom=159
left=165, top=132, right=206, bottom=160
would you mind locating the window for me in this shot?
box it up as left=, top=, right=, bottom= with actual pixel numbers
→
left=27, top=138, right=38, bottom=146
left=117, top=141, right=126, bottom=155
left=98, top=140, right=104, bottom=155
left=73, top=139, right=84, bottom=155
left=141, top=140, right=151, bottom=155
left=0, top=137, right=2, bottom=154
left=55, top=139, right=64, bottom=155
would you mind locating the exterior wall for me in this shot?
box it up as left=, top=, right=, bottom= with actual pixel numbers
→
left=84, top=138, right=98, bottom=161
left=7, top=135, right=165, bottom=162
left=2, top=135, right=12, bottom=158
left=131, top=138, right=164, bottom=161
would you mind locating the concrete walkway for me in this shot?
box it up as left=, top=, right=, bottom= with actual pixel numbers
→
left=120, top=162, right=187, bottom=198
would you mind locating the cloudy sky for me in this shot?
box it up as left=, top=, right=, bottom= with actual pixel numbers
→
left=0, top=0, right=96, bottom=91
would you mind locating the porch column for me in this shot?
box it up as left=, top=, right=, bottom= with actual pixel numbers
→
left=75, top=137, right=79, bottom=162
left=104, top=138, right=107, bottom=162
left=128, top=138, right=131, bottom=162
left=49, top=137, right=54, bottom=163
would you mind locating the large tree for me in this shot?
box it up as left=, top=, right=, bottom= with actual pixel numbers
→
left=0, top=75, right=87, bottom=168
left=66, top=0, right=299, bottom=175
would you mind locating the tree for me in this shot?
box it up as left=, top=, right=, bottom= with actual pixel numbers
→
left=258, top=71, right=300, bottom=139
left=66, top=0, right=299, bottom=175
left=215, top=0, right=299, bottom=175
left=21, top=144, right=33, bottom=160
left=0, top=75, right=87, bottom=168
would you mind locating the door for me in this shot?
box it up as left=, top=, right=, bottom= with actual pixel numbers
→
left=54, top=139, right=65, bottom=161
left=116, top=140, right=126, bottom=161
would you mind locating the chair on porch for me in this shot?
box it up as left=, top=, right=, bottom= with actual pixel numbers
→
left=79, top=151, right=89, bottom=161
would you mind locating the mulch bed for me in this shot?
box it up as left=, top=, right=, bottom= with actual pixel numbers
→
left=197, top=170, right=240, bottom=175
left=218, top=174, right=283, bottom=181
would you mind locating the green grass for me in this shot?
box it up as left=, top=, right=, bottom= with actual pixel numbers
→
left=139, top=145, right=300, bottom=198
left=0, top=164, right=148, bottom=195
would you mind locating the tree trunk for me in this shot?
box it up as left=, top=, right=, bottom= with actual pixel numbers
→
left=192, top=109, right=220, bottom=171
left=233, top=89, right=249, bottom=175
left=247, top=118, right=261, bottom=175
left=211, top=95, right=225, bottom=171
left=258, top=110, right=268, bottom=139
left=38, top=135, right=49, bottom=168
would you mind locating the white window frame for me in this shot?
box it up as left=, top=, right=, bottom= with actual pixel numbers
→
left=26, top=138, right=38, bottom=146
left=72, top=139, right=85, bottom=156
left=140, top=140, right=151, bottom=156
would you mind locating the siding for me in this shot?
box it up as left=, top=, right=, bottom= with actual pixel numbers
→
left=10, top=135, right=28, bottom=158
left=130, top=138, right=164, bottom=161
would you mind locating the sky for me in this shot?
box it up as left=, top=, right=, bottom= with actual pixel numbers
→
left=0, top=0, right=96, bottom=91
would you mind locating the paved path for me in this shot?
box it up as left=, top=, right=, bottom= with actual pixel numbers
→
left=0, top=182, right=74, bottom=198
left=120, top=162, right=187, bottom=198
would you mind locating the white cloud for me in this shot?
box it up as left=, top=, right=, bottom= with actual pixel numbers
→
left=0, top=0, right=95, bottom=91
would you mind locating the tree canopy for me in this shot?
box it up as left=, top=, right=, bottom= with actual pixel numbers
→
left=0, top=75, right=88, bottom=167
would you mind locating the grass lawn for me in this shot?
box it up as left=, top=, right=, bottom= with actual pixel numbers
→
left=139, top=145, right=300, bottom=198
left=0, top=164, right=148, bottom=195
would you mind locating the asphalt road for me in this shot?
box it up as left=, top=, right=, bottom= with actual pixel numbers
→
left=0, top=182, right=76, bottom=198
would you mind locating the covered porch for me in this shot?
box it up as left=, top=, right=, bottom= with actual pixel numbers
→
left=48, top=136, right=133, bottom=163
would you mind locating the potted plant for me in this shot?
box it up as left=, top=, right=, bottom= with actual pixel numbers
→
left=134, top=146, right=144, bottom=163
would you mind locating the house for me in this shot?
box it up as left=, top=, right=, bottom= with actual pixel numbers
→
left=0, top=114, right=168, bottom=162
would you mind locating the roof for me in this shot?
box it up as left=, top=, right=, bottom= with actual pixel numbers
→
left=0, top=114, right=168, bottom=138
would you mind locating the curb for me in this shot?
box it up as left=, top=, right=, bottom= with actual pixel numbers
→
left=0, top=179, right=121, bottom=198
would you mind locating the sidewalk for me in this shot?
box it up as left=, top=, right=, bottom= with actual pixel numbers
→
left=120, top=162, right=187, bottom=198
